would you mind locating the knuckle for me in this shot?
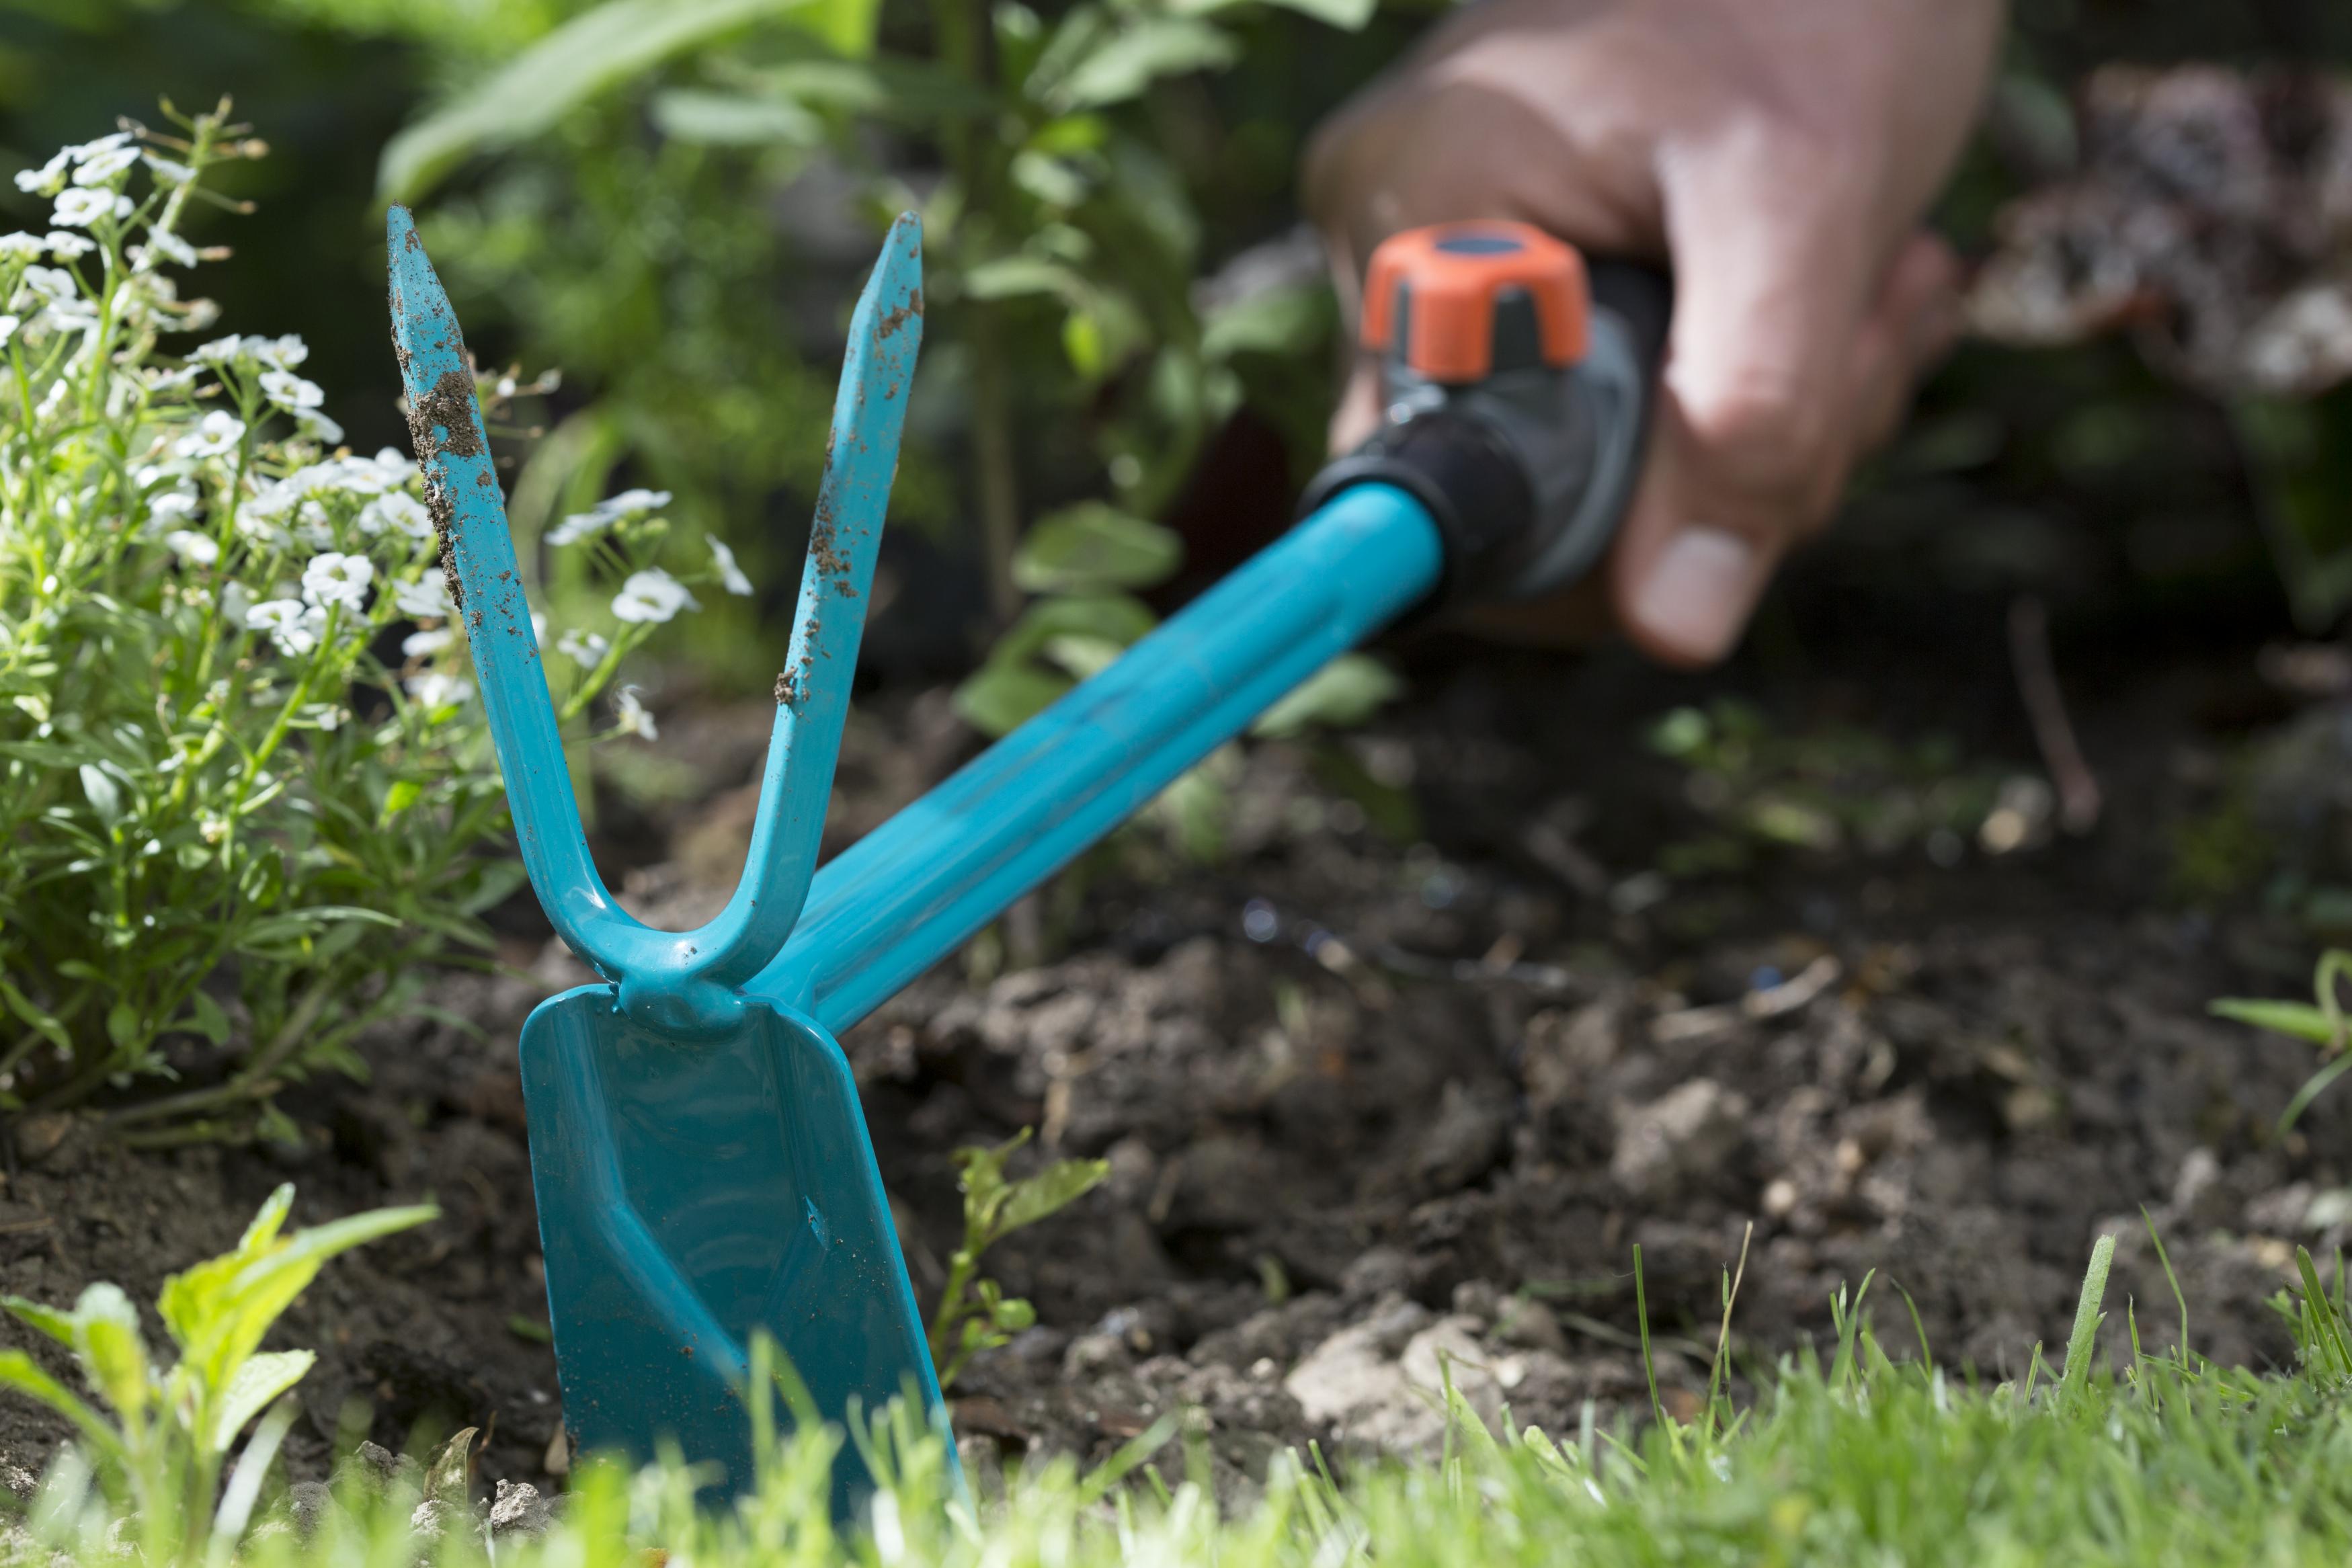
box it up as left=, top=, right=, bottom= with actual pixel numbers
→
left=1682, top=370, right=1840, bottom=513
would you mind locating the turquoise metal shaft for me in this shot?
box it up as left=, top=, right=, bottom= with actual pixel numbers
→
left=754, top=481, right=1442, bottom=1031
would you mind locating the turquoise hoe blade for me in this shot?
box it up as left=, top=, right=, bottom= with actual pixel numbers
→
left=387, top=206, right=945, bottom=1514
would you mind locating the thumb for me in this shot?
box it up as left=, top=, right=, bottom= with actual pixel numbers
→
left=1611, top=134, right=1883, bottom=666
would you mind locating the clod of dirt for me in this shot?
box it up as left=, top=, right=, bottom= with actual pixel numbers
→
left=489, top=1480, right=561, bottom=1540
left=406, top=370, right=485, bottom=462
left=1611, top=1078, right=1750, bottom=1199
left=1282, top=1301, right=1517, bottom=1456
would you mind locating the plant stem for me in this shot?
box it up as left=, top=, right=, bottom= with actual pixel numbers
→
left=928, top=0, right=1022, bottom=630
left=968, top=311, right=1022, bottom=627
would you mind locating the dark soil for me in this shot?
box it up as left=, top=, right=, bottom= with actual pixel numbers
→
left=1, top=560, right=2343, bottom=1509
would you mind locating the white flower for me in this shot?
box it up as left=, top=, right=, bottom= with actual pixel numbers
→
left=254, top=335, right=307, bottom=372
left=708, top=534, right=754, bottom=597
left=13, top=148, right=73, bottom=196
left=614, top=685, right=657, bottom=741
left=18, top=265, right=74, bottom=305
left=0, top=315, right=18, bottom=347
left=259, top=370, right=323, bottom=410
left=393, top=575, right=452, bottom=620
left=51, top=188, right=128, bottom=229
left=173, top=409, right=244, bottom=458
left=143, top=154, right=194, bottom=185
left=294, top=409, right=343, bottom=446
left=370, top=447, right=416, bottom=487
left=146, top=489, right=199, bottom=528
left=219, top=579, right=252, bottom=626
left=192, top=334, right=249, bottom=364
left=0, top=233, right=41, bottom=257
left=163, top=530, right=219, bottom=566
left=406, top=671, right=474, bottom=710
left=402, top=627, right=453, bottom=658
left=42, top=231, right=94, bottom=260
left=140, top=364, right=197, bottom=392
left=71, top=146, right=138, bottom=185
left=245, top=597, right=327, bottom=656
left=557, top=627, right=609, bottom=669
left=136, top=231, right=196, bottom=268
left=548, top=487, right=672, bottom=547
left=610, top=567, right=698, bottom=624
left=358, top=492, right=432, bottom=539
left=71, top=133, right=130, bottom=160
left=300, top=552, right=374, bottom=610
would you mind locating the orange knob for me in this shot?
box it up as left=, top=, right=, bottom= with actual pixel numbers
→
left=1361, top=222, right=1590, bottom=383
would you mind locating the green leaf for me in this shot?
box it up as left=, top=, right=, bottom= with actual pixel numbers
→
left=68, top=1284, right=149, bottom=1423
left=1041, top=15, right=1236, bottom=111
left=801, top=0, right=883, bottom=56
left=995, top=592, right=1158, bottom=665
left=2211, top=998, right=2342, bottom=1046
left=650, top=89, right=824, bottom=145
left=1203, top=282, right=1331, bottom=362
left=952, top=661, right=1071, bottom=739
left=105, top=1001, right=139, bottom=1050
left=379, top=778, right=423, bottom=823
left=1042, top=634, right=1127, bottom=682
left=161, top=1192, right=435, bottom=1399
left=0, top=1351, right=128, bottom=1465
left=188, top=990, right=231, bottom=1047
left=1173, top=0, right=1375, bottom=27
left=996, top=1157, right=1109, bottom=1235
left=379, top=0, right=834, bottom=202
left=78, top=764, right=124, bottom=828
left=210, top=1350, right=314, bottom=1453
left=2, top=1296, right=76, bottom=1348
left=0, top=980, right=71, bottom=1054
left=961, top=255, right=1086, bottom=302
left=1251, top=654, right=1403, bottom=738
left=1012, top=503, right=1183, bottom=595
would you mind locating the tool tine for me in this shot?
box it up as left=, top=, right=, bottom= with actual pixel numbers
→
left=685, top=214, right=924, bottom=986
left=387, top=206, right=626, bottom=971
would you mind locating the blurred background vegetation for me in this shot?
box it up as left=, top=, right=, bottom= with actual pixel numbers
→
left=8, top=0, right=2352, bottom=934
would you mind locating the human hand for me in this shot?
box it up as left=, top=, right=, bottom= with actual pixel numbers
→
left=1305, top=0, right=2004, bottom=664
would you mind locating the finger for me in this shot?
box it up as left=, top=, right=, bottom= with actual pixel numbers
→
left=1611, top=127, right=1885, bottom=665
left=1846, top=231, right=1964, bottom=455
left=1329, top=356, right=1382, bottom=454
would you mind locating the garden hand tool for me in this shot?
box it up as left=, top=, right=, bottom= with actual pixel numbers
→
left=387, top=208, right=1666, bottom=1513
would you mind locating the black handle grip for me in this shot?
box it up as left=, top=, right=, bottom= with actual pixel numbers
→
left=1300, top=250, right=1674, bottom=608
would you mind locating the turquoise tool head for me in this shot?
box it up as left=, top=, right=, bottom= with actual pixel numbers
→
left=387, top=207, right=943, bottom=1514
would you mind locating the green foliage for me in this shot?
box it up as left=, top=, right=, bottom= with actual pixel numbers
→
left=24, top=1235, right=2352, bottom=1565
left=377, top=0, right=876, bottom=204
left=0, top=1183, right=433, bottom=1567
left=333, top=0, right=1367, bottom=696
left=2212, top=948, right=2352, bottom=1134
left=1646, top=698, right=2011, bottom=875
left=0, top=107, right=714, bottom=1135
left=0, top=106, right=516, bottom=1132
left=928, top=1126, right=1108, bottom=1389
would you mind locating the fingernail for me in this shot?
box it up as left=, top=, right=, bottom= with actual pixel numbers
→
left=1631, top=526, right=1760, bottom=663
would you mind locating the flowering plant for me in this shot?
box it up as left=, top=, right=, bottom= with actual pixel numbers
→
left=0, top=101, right=689, bottom=1139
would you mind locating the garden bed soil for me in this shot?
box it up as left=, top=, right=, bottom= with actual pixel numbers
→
left=0, top=569, right=2341, bottom=1511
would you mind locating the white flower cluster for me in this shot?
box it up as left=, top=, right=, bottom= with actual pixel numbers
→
left=546, top=487, right=670, bottom=547
left=16, top=133, right=140, bottom=231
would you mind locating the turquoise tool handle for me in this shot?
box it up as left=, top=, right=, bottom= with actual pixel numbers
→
left=758, top=481, right=1443, bottom=1029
